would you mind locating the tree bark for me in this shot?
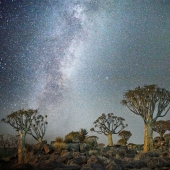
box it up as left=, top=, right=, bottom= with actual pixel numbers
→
left=144, top=123, right=153, bottom=152
left=18, top=131, right=26, bottom=164
left=107, top=133, right=113, bottom=146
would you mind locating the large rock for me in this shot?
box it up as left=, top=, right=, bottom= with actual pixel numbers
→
left=57, top=152, right=74, bottom=164
left=67, top=143, right=80, bottom=152
left=67, top=156, right=87, bottom=166
left=147, top=157, right=170, bottom=169
left=124, top=160, right=147, bottom=169
left=60, top=150, right=70, bottom=157
left=49, top=152, right=60, bottom=161
left=34, top=160, right=80, bottom=170
left=43, top=144, right=53, bottom=154
left=12, top=163, right=34, bottom=170
left=106, top=162, right=122, bottom=170
left=87, top=155, right=104, bottom=166
left=81, top=162, right=106, bottom=170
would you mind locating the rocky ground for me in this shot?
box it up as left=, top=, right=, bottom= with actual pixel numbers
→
left=1, top=144, right=170, bottom=170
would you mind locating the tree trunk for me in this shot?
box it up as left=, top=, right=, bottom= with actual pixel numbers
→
left=144, top=123, right=153, bottom=152
left=18, top=131, right=26, bottom=164
left=38, top=138, right=43, bottom=143
left=107, top=133, right=113, bottom=146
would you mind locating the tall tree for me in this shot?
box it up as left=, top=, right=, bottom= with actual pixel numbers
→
left=1, top=109, right=38, bottom=163
left=90, top=113, right=127, bottom=146
left=28, top=115, right=48, bottom=143
left=121, top=85, right=170, bottom=152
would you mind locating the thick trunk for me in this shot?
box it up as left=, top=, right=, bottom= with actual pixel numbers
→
left=144, top=123, right=153, bottom=152
left=18, top=132, right=26, bottom=164
left=107, top=133, right=113, bottom=146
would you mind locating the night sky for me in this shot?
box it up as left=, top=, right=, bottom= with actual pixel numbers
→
left=0, top=0, right=170, bottom=145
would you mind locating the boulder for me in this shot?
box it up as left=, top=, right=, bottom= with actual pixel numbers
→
left=57, top=152, right=73, bottom=164
left=124, top=160, right=147, bottom=169
left=60, top=150, right=70, bottom=157
left=34, top=160, right=80, bottom=170
left=49, top=152, right=60, bottom=161
left=43, top=144, right=53, bottom=154
left=87, top=155, right=104, bottom=166
left=68, top=156, right=87, bottom=166
left=81, top=162, right=106, bottom=170
left=12, top=163, right=34, bottom=170
left=147, top=157, right=170, bottom=169
left=106, top=162, right=122, bottom=170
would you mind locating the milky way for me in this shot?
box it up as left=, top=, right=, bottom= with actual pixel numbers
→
left=1, top=0, right=170, bottom=144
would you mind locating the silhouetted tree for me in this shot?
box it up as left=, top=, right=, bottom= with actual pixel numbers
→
left=121, top=85, right=170, bottom=152
left=28, top=115, right=48, bottom=143
left=118, top=130, right=132, bottom=145
left=1, top=109, right=38, bottom=163
left=90, top=113, right=127, bottom=146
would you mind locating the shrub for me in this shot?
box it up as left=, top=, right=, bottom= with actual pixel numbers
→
left=64, top=136, right=74, bottom=143
left=55, top=137, right=64, bottom=143
left=52, top=142, right=67, bottom=154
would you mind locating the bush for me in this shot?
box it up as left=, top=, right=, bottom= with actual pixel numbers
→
left=55, top=137, right=64, bottom=143
left=52, top=142, right=67, bottom=154
left=64, top=136, right=74, bottom=143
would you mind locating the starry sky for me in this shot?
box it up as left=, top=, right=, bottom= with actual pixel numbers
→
left=0, top=0, right=170, bottom=145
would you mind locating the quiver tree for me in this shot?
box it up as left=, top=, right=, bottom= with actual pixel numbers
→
left=121, top=85, right=170, bottom=152
left=28, top=115, right=48, bottom=143
left=118, top=130, right=132, bottom=145
left=90, top=113, right=127, bottom=146
left=152, top=120, right=168, bottom=141
left=1, top=109, right=38, bottom=163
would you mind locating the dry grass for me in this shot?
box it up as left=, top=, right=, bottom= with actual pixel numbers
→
left=52, top=142, right=67, bottom=154
left=55, top=137, right=64, bottom=143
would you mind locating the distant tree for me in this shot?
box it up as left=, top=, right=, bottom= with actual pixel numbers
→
left=152, top=120, right=168, bottom=140
left=90, top=113, right=127, bottom=146
left=121, top=85, right=170, bottom=152
left=118, top=130, right=132, bottom=145
left=1, top=109, right=38, bottom=163
left=28, top=115, right=48, bottom=143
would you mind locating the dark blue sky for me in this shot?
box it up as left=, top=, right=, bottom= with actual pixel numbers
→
left=0, top=0, right=170, bottom=145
